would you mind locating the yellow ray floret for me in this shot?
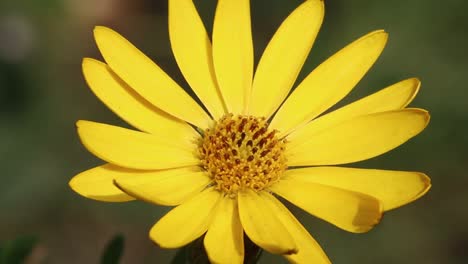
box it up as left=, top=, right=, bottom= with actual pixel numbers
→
left=70, top=0, right=431, bottom=263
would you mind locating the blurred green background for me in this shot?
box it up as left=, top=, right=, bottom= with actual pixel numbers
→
left=1, top=0, right=467, bottom=263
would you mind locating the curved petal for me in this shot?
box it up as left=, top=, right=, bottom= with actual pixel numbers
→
left=93, top=26, right=212, bottom=129
left=271, top=30, right=388, bottom=136
left=262, top=193, right=331, bottom=264
left=237, top=189, right=297, bottom=255
left=150, top=188, right=220, bottom=248
left=82, top=58, right=198, bottom=145
left=249, top=0, right=324, bottom=118
left=287, top=78, right=421, bottom=146
left=270, top=179, right=382, bottom=233
left=113, top=166, right=211, bottom=206
left=204, top=196, right=244, bottom=264
left=169, top=0, right=226, bottom=119
left=77, top=120, right=199, bottom=170
left=69, top=164, right=134, bottom=202
left=284, top=167, right=431, bottom=211
left=212, top=0, right=253, bottom=114
left=287, top=109, right=430, bottom=166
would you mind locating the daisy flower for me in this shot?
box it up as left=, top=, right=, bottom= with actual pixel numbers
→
left=69, top=0, right=431, bottom=263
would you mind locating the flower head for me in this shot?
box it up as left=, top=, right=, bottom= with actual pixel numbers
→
left=70, top=0, right=431, bottom=263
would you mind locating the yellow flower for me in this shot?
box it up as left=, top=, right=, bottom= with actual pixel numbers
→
left=69, top=0, right=431, bottom=263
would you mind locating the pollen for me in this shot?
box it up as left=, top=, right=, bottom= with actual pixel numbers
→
left=199, top=114, right=287, bottom=196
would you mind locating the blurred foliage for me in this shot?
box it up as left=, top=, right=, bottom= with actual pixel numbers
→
left=171, top=247, right=187, bottom=264
left=171, top=234, right=262, bottom=264
left=0, top=0, right=467, bottom=263
left=100, top=234, right=125, bottom=264
left=0, top=236, right=37, bottom=264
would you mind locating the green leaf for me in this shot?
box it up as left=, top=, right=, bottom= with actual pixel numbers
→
left=100, top=234, right=125, bottom=264
left=178, top=234, right=263, bottom=264
left=170, top=247, right=187, bottom=264
left=0, top=235, right=38, bottom=264
left=243, top=234, right=263, bottom=264
left=186, top=236, right=209, bottom=264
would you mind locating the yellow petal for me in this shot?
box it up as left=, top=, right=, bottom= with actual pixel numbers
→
left=113, top=167, right=211, bottom=206
left=204, top=196, right=244, bottom=264
left=270, top=179, right=382, bottom=233
left=77, top=120, right=199, bottom=170
left=283, top=167, right=431, bottom=211
left=82, top=58, right=198, bottom=147
left=93, top=26, right=212, bottom=129
left=249, top=0, right=324, bottom=118
left=150, top=188, right=220, bottom=248
left=261, top=193, right=331, bottom=264
left=271, top=30, right=388, bottom=136
left=287, top=109, right=430, bottom=166
left=237, top=189, right=297, bottom=254
left=168, top=0, right=226, bottom=119
left=287, top=78, right=421, bottom=146
left=212, top=0, right=253, bottom=114
left=69, top=164, right=134, bottom=202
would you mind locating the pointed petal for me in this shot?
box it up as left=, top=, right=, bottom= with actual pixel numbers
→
left=113, top=167, right=211, bottom=206
left=262, top=193, right=331, bottom=264
left=284, top=167, right=431, bottom=211
left=93, top=26, right=212, bottom=129
left=150, top=188, right=220, bottom=248
left=237, top=189, right=297, bottom=254
left=287, top=78, right=421, bottom=146
left=212, top=0, right=253, bottom=114
left=204, top=196, right=244, bottom=264
left=69, top=164, right=134, bottom=202
left=287, top=109, right=430, bottom=166
left=77, top=120, right=199, bottom=170
left=270, top=179, right=382, bottom=233
left=169, top=0, right=226, bottom=119
left=271, top=30, right=388, bottom=136
left=82, top=58, right=198, bottom=145
left=250, top=0, right=324, bottom=118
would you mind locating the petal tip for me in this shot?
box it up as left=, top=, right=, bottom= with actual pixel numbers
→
left=380, top=30, right=389, bottom=42
left=82, top=57, right=103, bottom=68
left=420, top=173, right=432, bottom=186
left=375, top=29, right=388, bottom=34
left=76, top=120, right=87, bottom=128
left=415, top=172, right=432, bottom=199
left=411, top=77, right=422, bottom=91
left=76, top=120, right=96, bottom=132
left=93, top=25, right=111, bottom=35
left=367, top=29, right=389, bottom=44
left=405, top=77, right=421, bottom=90
left=424, top=112, right=431, bottom=126
left=352, top=198, right=383, bottom=233
left=406, top=108, right=431, bottom=128
left=68, top=176, right=79, bottom=192
left=401, top=78, right=421, bottom=106
left=82, top=58, right=105, bottom=78
left=307, top=0, right=325, bottom=8
left=305, top=0, right=325, bottom=21
left=93, top=26, right=121, bottom=48
left=417, top=109, right=431, bottom=127
left=68, top=170, right=135, bottom=202
left=148, top=230, right=165, bottom=249
left=409, top=77, right=421, bottom=85
left=82, top=57, right=94, bottom=66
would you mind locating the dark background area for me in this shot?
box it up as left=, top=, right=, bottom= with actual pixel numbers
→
left=1, top=0, right=467, bottom=263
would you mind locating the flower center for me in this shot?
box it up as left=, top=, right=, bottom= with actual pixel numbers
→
left=199, top=114, right=287, bottom=196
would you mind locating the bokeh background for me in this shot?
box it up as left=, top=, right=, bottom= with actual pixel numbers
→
left=1, top=0, right=467, bottom=263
